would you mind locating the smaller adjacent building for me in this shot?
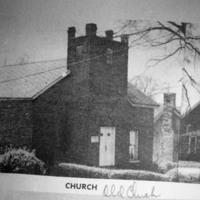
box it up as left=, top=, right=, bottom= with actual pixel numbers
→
left=180, top=101, right=200, bottom=161
left=153, top=93, right=180, bottom=163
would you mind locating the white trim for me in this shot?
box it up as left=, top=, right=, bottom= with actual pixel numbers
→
left=129, top=130, right=139, bottom=162
left=129, top=160, right=140, bottom=163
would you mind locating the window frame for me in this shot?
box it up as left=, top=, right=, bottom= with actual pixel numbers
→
left=186, top=124, right=192, bottom=133
left=189, top=136, right=197, bottom=154
left=106, top=48, right=113, bottom=64
left=129, top=130, right=139, bottom=162
left=76, top=45, right=83, bottom=61
left=179, top=135, right=189, bottom=155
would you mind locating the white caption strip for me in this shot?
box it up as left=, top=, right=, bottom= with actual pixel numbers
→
left=0, top=173, right=200, bottom=199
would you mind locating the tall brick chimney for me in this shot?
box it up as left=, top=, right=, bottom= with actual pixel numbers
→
left=86, top=23, right=97, bottom=36
left=105, top=30, right=114, bottom=40
left=164, top=93, right=176, bottom=108
left=68, top=27, right=76, bottom=40
left=160, top=93, right=178, bottom=162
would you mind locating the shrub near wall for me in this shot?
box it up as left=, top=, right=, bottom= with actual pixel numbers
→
left=0, top=147, right=46, bottom=175
left=52, top=163, right=170, bottom=181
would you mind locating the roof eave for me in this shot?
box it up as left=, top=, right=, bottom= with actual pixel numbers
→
left=0, top=97, right=32, bottom=101
left=0, top=70, right=70, bottom=101
left=154, top=107, right=181, bottom=123
left=181, top=100, right=200, bottom=119
left=32, top=70, right=70, bottom=100
left=127, top=98, right=159, bottom=109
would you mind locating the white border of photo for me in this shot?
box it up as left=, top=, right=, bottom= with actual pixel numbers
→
left=0, top=173, right=200, bottom=200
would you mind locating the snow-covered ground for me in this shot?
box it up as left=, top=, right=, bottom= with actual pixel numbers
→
left=167, top=166, right=200, bottom=183
left=178, top=161, right=200, bottom=168
left=56, top=162, right=200, bottom=183
left=178, top=167, right=200, bottom=177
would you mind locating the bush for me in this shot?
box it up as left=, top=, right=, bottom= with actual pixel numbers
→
left=52, top=163, right=170, bottom=181
left=0, top=147, right=46, bottom=175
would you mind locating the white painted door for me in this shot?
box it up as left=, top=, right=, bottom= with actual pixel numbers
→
left=99, top=127, right=115, bottom=166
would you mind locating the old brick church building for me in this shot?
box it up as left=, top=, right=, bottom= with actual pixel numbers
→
left=0, top=24, right=158, bottom=169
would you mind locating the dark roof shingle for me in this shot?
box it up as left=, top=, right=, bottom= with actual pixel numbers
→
left=128, top=84, right=159, bottom=107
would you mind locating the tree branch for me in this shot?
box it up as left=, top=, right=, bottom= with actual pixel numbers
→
left=147, top=46, right=184, bottom=67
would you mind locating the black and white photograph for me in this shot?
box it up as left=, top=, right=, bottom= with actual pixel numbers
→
left=1, top=0, right=200, bottom=199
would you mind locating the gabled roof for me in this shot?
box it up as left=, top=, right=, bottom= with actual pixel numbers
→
left=0, top=59, right=69, bottom=100
left=154, top=106, right=181, bottom=123
left=181, top=100, right=200, bottom=119
left=0, top=60, right=161, bottom=106
left=127, top=84, right=159, bottom=108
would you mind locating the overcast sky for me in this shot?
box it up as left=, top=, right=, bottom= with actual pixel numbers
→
left=1, top=0, right=200, bottom=107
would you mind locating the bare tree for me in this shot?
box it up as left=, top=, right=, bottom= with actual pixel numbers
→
left=116, top=20, right=200, bottom=67
left=129, top=75, right=169, bottom=100
left=116, top=20, right=200, bottom=110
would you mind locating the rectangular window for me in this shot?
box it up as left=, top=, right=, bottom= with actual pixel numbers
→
left=180, top=135, right=189, bottom=155
left=76, top=45, right=83, bottom=60
left=129, top=130, right=138, bottom=161
left=186, top=124, right=192, bottom=133
left=106, top=48, right=113, bottom=64
left=189, top=136, right=197, bottom=154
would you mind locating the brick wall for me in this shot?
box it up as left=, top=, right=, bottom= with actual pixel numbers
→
left=89, top=36, right=128, bottom=98
left=65, top=24, right=154, bottom=169
left=181, top=104, right=200, bottom=134
left=180, top=104, right=200, bottom=161
left=0, top=100, right=33, bottom=149
left=66, top=30, right=91, bottom=164
left=32, top=76, right=71, bottom=164
left=154, top=93, right=179, bottom=163
left=0, top=23, right=155, bottom=171
left=154, top=112, right=180, bottom=163
left=87, top=99, right=154, bottom=169
left=160, top=104, right=174, bottom=162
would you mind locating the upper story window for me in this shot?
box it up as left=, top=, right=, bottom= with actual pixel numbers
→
left=76, top=45, right=83, bottom=61
left=106, top=48, right=113, bottom=64
left=129, top=130, right=139, bottom=162
left=186, top=124, right=192, bottom=133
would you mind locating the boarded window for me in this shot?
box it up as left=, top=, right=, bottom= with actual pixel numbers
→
left=76, top=46, right=83, bottom=60
left=129, top=130, right=138, bottom=161
left=106, top=48, right=113, bottom=64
